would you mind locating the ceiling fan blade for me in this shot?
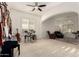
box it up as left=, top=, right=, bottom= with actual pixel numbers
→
left=26, top=5, right=35, bottom=7
left=38, top=5, right=46, bottom=7
left=38, top=8, right=42, bottom=11
left=32, top=8, right=35, bottom=11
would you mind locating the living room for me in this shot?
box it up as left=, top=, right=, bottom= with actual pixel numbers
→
left=0, top=2, right=79, bottom=57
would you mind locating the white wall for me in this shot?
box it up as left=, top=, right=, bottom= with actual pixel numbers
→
left=8, top=2, right=79, bottom=39
left=41, top=2, right=79, bottom=39
left=9, top=8, right=42, bottom=39
left=42, top=2, right=78, bottom=22
left=42, top=12, right=78, bottom=39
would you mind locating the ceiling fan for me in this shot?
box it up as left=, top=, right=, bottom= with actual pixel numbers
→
left=26, top=2, right=46, bottom=11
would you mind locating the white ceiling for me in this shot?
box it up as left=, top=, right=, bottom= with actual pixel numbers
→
left=7, top=2, right=63, bottom=16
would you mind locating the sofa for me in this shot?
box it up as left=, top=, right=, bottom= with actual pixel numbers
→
left=47, top=31, right=64, bottom=39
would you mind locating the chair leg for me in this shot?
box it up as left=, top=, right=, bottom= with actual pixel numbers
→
left=11, top=49, right=14, bottom=57
left=17, top=44, right=20, bottom=56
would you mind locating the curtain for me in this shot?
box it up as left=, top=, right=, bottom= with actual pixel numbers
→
left=0, top=22, right=2, bottom=46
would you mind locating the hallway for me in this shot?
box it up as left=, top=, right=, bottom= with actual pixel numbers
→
left=14, top=39, right=79, bottom=57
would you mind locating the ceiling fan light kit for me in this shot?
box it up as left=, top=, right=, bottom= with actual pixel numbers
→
left=26, top=2, right=46, bottom=11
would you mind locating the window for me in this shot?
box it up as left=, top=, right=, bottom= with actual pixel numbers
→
left=22, top=19, right=35, bottom=30
left=22, top=19, right=29, bottom=30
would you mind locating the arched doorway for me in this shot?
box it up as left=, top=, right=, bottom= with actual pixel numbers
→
left=42, top=12, right=78, bottom=39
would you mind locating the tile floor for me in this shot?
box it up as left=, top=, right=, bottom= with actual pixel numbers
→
left=14, top=39, right=79, bottom=57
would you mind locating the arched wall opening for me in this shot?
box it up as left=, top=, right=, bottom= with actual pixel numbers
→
left=41, top=12, right=78, bottom=39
